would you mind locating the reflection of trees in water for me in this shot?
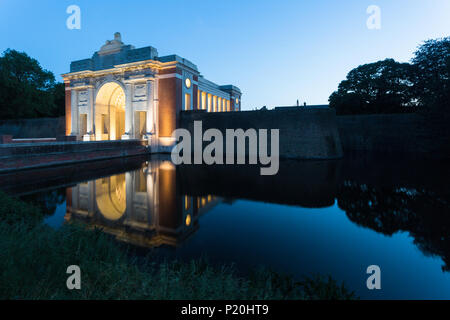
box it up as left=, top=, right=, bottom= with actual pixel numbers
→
left=20, top=188, right=66, bottom=216
left=337, top=180, right=450, bottom=272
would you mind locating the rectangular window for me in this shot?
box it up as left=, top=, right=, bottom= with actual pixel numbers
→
left=207, top=94, right=212, bottom=112
left=184, top=195, right=191, bottom=211
left=197, top=90, right=200, bottom=110
left=202, top=92, right=207, bottom=110
left=185, top=93, right=191, bottom=110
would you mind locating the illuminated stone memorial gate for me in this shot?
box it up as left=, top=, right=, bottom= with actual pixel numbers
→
left=62, top=32, right=242, bottom=150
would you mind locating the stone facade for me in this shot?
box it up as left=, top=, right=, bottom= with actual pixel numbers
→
left=0, top=140, right=148, bottom=173
left=180, top=107, right=344, bottom=160
left=0, top=117, right=65, bottom=139
left=336, top=113, right=450, bottom=159
left=62, top=33, right=242, bottom=151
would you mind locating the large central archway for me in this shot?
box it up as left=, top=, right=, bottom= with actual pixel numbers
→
left=95, top=82, right=126, bottom=141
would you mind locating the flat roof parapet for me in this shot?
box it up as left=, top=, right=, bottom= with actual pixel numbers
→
left=219, top=85, right=242, bottom=94
left=157, top=55, right=198, bottom=71
left=70, top=45, right=159, bottom=73
left=275, top=105, right=329, bottom=110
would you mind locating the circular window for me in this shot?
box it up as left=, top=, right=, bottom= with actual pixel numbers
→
left=185, top=78, right=191, bottom=89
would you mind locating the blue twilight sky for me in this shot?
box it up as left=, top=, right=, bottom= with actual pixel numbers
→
left=0, top=0, right=449, bottom=110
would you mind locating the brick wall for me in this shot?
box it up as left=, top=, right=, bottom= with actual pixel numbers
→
left=0, top=140, right=148, bottom=173
left=179, top=107, right=344, bottom=160
left=159, top=78, right=182, bottom=138
left=0, top=117, right=65, bottom=139
left=336, top=113, right=450, bottom=159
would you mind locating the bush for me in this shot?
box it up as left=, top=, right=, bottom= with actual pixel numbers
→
left=0, top=192, right=357, bottom=300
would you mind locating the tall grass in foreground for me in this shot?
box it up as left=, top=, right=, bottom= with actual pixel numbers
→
left=0, top=192, right=357, bottom=300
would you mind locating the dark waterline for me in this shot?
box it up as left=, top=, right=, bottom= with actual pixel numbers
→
left=1, top=153, right=450, bottom=299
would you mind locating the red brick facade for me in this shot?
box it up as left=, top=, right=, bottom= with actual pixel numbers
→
left=158, top=77, right=182, bottom=138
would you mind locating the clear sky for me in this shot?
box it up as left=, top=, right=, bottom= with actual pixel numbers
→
left=0, top=0, right=449, bottom=110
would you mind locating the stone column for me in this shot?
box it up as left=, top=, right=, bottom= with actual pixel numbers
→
left=83, top=86, right=95, bottom=141
left=196, top=89, right=200, bottom=110
left=122, top=82, right=133, bottom=140
left=146, top=163, right=157, bottom=225
left=202, top=91, right=205, bottom=110
left=153, top=79, right=159, bottom=148
left=88, top=181, right=95, bottom=217
left=207, top=94, right=212, bottom=112
left=125, top=171, right=133, bottom=220
left=145, top=79, right=154, bottom=140
left=70, top=88, right=79, bottom=137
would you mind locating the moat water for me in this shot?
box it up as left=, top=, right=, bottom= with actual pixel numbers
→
left=1, top=153, right=450, bottom=299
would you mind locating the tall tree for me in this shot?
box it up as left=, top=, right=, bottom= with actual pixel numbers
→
left=50, top=82, right=66, bottom=117
left=329, top=59, right=417, bottom=115
left=0, top=49, right=62, bottom=119
left=412, top=37, right=450, bottom=110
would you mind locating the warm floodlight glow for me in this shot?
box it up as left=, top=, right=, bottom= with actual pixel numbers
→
left=185, top=93, right=191, bottom=110
left=184, top=195, right=191, bottom=211
left=202, top=91, right=207, bottom=110
left=95, top=82, right=126, bottom=140
left=96, top=174, right=126, bottom=221
left=185, top=214, right=191, bottom=226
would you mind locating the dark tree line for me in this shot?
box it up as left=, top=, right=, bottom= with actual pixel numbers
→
left=0, top=49, right=65, bottom=120
left=329, top=37, right=450, bottom=115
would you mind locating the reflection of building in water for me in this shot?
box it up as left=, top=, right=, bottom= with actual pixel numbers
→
left=65, top=160, right=220, bottom=248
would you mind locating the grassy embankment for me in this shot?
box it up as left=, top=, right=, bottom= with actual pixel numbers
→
left=0, top=191, right=357, bottom=300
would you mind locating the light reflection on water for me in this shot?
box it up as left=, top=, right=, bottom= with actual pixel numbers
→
left=65, top=159, right=221, bottom=248
left=3, top=154, right=450, bottom=299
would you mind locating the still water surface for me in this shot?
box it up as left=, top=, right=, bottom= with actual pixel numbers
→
left=2, top=154, right=450, bottom=299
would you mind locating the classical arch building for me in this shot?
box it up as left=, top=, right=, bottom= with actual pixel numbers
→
left=62, top=33, right=242, bottom=149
